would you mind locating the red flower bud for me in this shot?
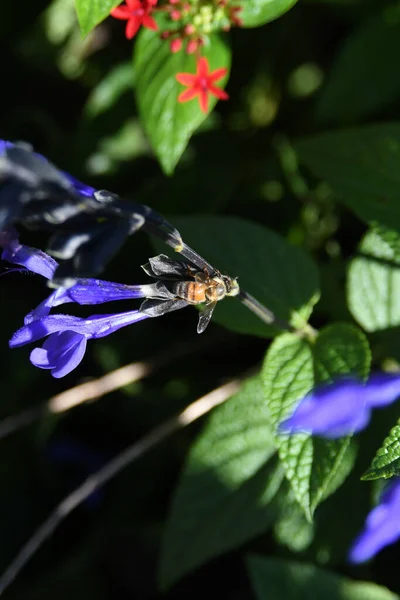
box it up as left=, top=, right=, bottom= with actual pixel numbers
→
left=170, top=38, right=183, bottom=52
left=186, top=38, right=198, bottom=54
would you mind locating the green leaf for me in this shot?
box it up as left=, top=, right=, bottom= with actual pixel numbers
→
left=134, top=31, right=231, bottom=175
left=348, top=227, right=400, bottom=332
left=363, top=420, right=400, bottom=480
left=84, top=62, right=133, bottom=118
left=295, top=123, right=400, bottom=230
left=74, top=0, right=119, bottom=37
left=262, top=324, right=370, bottom=519
left=158, top=378, right=285, bottom=589
left=240, top=0, right=298, bottom=27
left=246, top=555, right=400, bottom=600
left=316, top=6, right=400, bottom=124
left=153, top=216, right=320, bottom=338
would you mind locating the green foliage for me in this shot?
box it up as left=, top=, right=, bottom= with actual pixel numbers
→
left=295, top=124, right=400, bottom=230
left=363, top=420, right=400, bottom=480
left=159, top=378, right=285, bottom=589
left=316, top=5, right=400, bottom=124
left=348, top=227, right=400, bottom=331
left=246, top=555, right=400, bottom=600
left=84, top=62, right=133, bottom=118
left=155, top=216, right=320, bottom=337
left=134, top=31, right=231, bottom=175
left=5, top=0, right=400, bottom=596
left=261, top=324, right=370, bottom=519
left=74, top=0, right=119, bottom=36
left=240, top=0, right=298, bottom=28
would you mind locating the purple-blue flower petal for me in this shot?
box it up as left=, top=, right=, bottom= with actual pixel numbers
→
left=1, top=237, right=58, bottom=280
left=0, top=140, right=14, bottom=155
left=30, top=331, right=88, bottom=378
left=10, top=310, right=149, bottom=347
left=361, top=373, right=400, bottom=407
left=279, top=379, right=370, bottom=438
left=349, top=479, right=400, bottom=563
left=67, top=279, right=147, bottom=305
left=24, top=287, right=73, bottom=324
left=62, top=172, right=95, bottom=198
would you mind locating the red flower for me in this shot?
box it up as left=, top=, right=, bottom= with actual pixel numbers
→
left=111, top=0, right=158, bottom=40
left=176, top=57, right=229, bottom=113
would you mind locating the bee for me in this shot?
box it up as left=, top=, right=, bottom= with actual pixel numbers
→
left=140, top=254, right=239, bottom=333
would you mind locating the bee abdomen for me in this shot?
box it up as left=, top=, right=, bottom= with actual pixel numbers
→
left=173, top=281, right=206, bottom=304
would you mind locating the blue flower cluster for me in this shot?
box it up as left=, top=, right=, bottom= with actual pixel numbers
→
left=280, top=373, right=400, bottom=564
left=1, top=229, right=151, bottom=377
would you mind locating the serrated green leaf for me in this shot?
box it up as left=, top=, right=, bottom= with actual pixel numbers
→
left=153, top=216, right=319, bottom=338
left=310, top=324, right=370, bottom=509
left=363, top=420, right=400, bottom=480
left=348, top=227, right=400, bottom=332
left=295, top=123, right=400, bottom=230
left=316, top=6, right=400, bottom=124
left=74, top=0, right=119, bottom=36
left=240, top=0, right=298, bottom=28
left=134, top=31, right=230, bottom=175
left=246, top=555, right=399, bottom=600
left=262, top=324, right=370, bottom=519
left=158, top=377, right=285, bottom=589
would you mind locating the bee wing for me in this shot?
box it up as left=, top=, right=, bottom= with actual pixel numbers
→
left=197, top=302, right=217, bottom=334
left=141, top=254, right=193, bottom=279
left=139, top=298, right=188, bottom=318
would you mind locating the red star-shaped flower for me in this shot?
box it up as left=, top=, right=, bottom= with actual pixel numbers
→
left=176, top=57, right=229, bottom=113
left=111, top=0, right=158, bottom=40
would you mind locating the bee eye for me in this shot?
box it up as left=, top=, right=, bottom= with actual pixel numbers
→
left=216, top=284, right=225, bottom=297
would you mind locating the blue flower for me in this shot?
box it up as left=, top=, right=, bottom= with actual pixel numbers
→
left=1, top=232, right=162, bottom=377
left=279, top=373, right=400, bottom=439
left=0, top=140, right=95, bottom=199
left=0, top=229, right=58, bottom=279
left=10, top=310, right=149, bottom=378
left=349, top=478, right=400, bottom=563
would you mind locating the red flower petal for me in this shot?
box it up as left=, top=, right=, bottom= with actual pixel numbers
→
left=110, top=5, right=131, bottom=19
left=178, top=88, right=198, bottom=103
left=142, top=14, right=158, bottom=30
left=208, top=85, right=229, bottom=101
left=196, top=57, right=209, bottom=78
left=176, top=73, right=197, bottom=86
left=199, top=89, right=209, bottom=113
left=125, top=0, right=141, bottom=8
left=209, top=67, right=228, bottom=83
left=126, top=16, right=141, bottom=38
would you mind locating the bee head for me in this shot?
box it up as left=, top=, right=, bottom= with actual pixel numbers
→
left=223, top=276, right=240, bottom=297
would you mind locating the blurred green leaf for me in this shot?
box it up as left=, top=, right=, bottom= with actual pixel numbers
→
left=246, top=555, right=400, bottom=600
left=85, top=62, right=133, bottom=118
left=134, top=30, right=231, bottom=175
left=295, top=124, right=400, bottom=230
left=348, top=227, right=400, bottom=332
left=241, top=0, right=298, bottom=28
left=159, top=378, right=285, bottom=589
left=273, top=489, right=314, bottom=552
left=262, top=324, right=369, bottom=519
left=74, top=0, right=119, bottom=36
left=316, top=5, right=400, bottom=124
left=155, top=216, right=320, bottom=337
left=363, top=420, right=400, bottom=480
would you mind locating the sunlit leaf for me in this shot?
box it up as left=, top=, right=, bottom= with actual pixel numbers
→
left=246, top=555, right=399, bottom=600
left=134, top=31, right=231, bottom=175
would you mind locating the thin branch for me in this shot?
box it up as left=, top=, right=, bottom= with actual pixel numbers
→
left=0, top=361, right=152, bottom=441
left=0, top=337, right=213, bottom=441
left=0, top=378, right=242, bottom=597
